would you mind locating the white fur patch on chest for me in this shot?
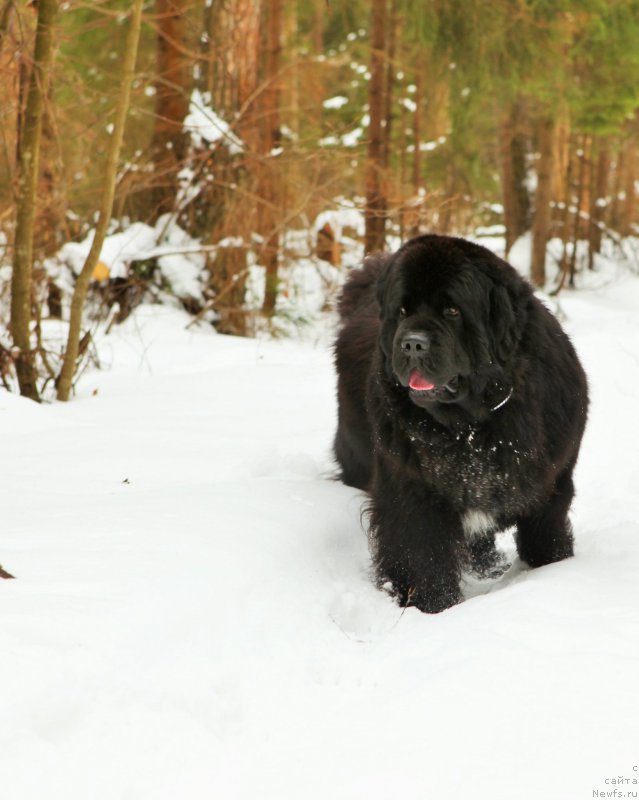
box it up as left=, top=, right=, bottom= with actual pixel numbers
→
left=461, top=509, right=496, bottom=539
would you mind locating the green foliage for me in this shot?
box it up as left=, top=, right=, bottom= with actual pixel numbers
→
left=3, top=0, right=637, bottom=267
left=568, top=0, right=639, bottom=133
left=53, top=3, right=156, bottom=220
left=46, top=0, right=639, bottom=218
left=398, top=0, right=439, bottom=47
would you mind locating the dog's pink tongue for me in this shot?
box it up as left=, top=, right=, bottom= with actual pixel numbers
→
left=409, top=370, right=435, bottom=391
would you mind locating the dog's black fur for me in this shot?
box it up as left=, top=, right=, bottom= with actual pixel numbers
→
left=334, top=234, right=589, bottom=613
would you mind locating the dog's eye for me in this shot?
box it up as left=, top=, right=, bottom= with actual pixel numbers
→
left=443, top=306, right=460, bottom=318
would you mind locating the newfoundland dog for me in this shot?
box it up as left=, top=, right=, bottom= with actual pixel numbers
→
left=334, top=234, right=588, bottom=613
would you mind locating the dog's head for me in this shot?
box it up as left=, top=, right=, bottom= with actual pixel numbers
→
left=376, top=235, right=527, bottom=411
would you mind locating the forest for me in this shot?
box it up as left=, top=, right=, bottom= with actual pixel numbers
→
left=2, top=3, right=639, bottom=796
left=1, top=0, right=638, bottom=402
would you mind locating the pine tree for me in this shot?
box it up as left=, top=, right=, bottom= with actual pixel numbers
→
left=364, top=0, right=387, bottom=253
left=150, top=0, right=190, bottom=220
left=260, top=0, right=283, bottom=315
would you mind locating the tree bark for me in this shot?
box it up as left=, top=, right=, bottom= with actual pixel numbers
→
left=500, top=100, right=530, bottom=255
left=555, top=137, right=574, bottom=293
left=620, top=122, right=637, bottom=236
left=364, top=0, right=387, bottom=254
left=150, top=0, right=190, bottom=221
left=224, top=0, right=261, bottom=140
left=530, top=115, right=555, bottom=288
left=568, top=135, right=589, bottom=287
left=10, top=0, right=57, bottom=402
left=588, top=143, right=609, bottom=266
left=609, top=147, right=624, bottom=231
left=311, top=0, right=324, bottom=54
left=197, top=0, right=260, bottom=332
left=381, top=0, right=396, bottom=172
left=260, top=0, right=282, bottom=316
left=57, top=0, right=144, bottom=402
left=411, top=60, right=422, bottom=196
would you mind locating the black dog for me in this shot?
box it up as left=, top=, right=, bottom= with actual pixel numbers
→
left=334, top=235, right=588, bottom=613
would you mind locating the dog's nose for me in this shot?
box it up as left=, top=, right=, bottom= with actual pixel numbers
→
left=401, top=331, right=431, bottom=355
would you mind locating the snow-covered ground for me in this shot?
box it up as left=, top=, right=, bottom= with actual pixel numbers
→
left=1, top=253, right=639, bottom=799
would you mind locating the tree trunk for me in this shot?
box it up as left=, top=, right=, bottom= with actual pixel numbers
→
left=568, top=135, right=589, bottom=287
left=284, top=2, right=299, bottom=138
left=530, top=115, right=555, bottom=288
left=150, top=0, right=190, bottom=221
left=311, top=0, right=324, bottom=54
left=412, top=55, right=423, bottom=197
left=398, top=88, right=408, bottom=242
left=57, top=0, right=144, bottom=402
left=609, top=146, right=623, bottom=231
left=197, top=0, right=213, bottom=94
left=620, top=123, right=637, bottom=236
left=406, top=52, right=424, bottom=238
left=196, top=0, right=259, bottom=332
left=555, top=138, right=574, bottom=293
left=364, top=0, right=387, bottom=254
left=381, top=0, right=396, bottom=172
left=500, top=100, right=530, bottom=255
left=260, top=0, right=282, bottom=316
left=229, top=0, right=261, bottom=140
left=554, top=116, right=571, bottom=210
left=10, top=0, right=57, bottom=402
left=588, top=143, right=609, bottom=266
left=210, top=245, right=249, bottom=336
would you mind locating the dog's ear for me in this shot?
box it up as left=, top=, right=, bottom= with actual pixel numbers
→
left=488, top=282, right=522, bottom=364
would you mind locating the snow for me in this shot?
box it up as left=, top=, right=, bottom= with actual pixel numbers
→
left=183, top=89, right=243, bottom=154
left=323, top=95, right=349, bottom=109
left=313, top=199, right=365, bottom=240
left=2, top=249, right=639, bottom=798
left=320, top=126, right=364, bottom=148
left=51, top=216, right=207, bottom=305
left=319, top=134, right=340, bottom=147
left=60, top=221, right=157, bottom=279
